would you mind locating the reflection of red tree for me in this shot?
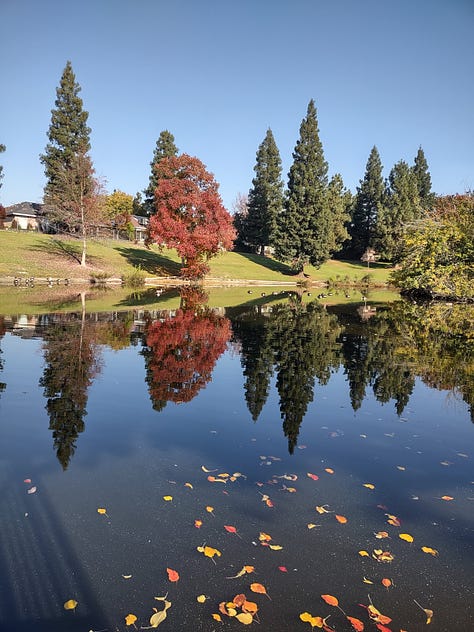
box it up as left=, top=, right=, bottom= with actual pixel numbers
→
left=145, top=309, right=231, bottom=405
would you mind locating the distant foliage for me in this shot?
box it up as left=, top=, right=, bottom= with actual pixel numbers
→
left=142, top=130, right=178, bottom=216
left=0, top=143, right=5, bottom=190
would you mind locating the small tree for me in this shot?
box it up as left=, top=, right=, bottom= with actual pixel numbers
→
left=148, top=154, right=236, bottom=279
left=45, top=148, right=104, bottom=266
left=105, top=190, right=134, bottom=237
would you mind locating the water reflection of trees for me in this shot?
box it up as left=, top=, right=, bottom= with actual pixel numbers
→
left=142, top=287, right=231, bottom=411
left=231, top=299, right=473, bottom=450
left=0, top=316, right=6, bottom=397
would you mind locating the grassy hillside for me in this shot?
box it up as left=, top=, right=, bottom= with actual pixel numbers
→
left=0, top=231, right=393, bottom=286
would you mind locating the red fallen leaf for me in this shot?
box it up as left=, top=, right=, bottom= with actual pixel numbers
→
left=278, top=566, right=288, bottom=572
left=224, top=525, right=237, bottom=534
left=166, top=567, right=179, bottom=582
left=321, top=594, right=339, bottom=607
left=23, top=478, right=32, bottom=484
left=347, top=616, right=365, bottom=631
left=375, top=624, right=392, bottom=632
left=307, top=472, right=319, bottom=480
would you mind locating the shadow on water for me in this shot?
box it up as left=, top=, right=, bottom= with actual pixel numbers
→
left=0, top=470, right=110, bottom=632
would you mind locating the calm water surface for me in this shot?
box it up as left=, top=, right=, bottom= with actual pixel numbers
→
left=0, top=291, right=472, bottom=631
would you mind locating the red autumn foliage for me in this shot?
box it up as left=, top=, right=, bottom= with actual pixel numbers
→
left=145, top=308, right=231, bottom=405
left=148, top=154, right=236, bottom=279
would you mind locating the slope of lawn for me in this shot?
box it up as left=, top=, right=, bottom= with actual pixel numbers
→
left=0, top=231, right=393, bottom=286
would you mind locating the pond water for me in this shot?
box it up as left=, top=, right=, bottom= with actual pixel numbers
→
left=0, top=289, right=472, bottom=631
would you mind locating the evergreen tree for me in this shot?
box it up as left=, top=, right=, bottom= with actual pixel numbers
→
left=0, top=143, right=5, bottom=190
left=143, top=130, right=178, bottom=216
left=232, top=193, right=250, bottom=251
left=350, top=146, right=385, bottom=258
left=244, top=128, right=284, bottom=255
left=375, top=160, right=422, bottom=261
left=274, top=100, right=345, bottom=271
left=412, top=146, right=434, bottom=209
left=40, top=61, right=92, bottom=201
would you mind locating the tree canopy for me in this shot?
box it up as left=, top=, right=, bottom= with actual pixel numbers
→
left=142, top=130, right=178, bottom=216
left=148, top=154, right=236, bottom=279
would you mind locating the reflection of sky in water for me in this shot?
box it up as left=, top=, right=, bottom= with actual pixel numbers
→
left=0, top=315, right=472, bottom=631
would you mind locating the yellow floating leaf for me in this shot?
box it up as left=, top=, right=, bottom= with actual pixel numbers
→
left=122, top=574, right=132, bottom=579
left=201, top=466, right=217, bottom=473
left=163, top=495, right=173, bottom=501
left=125, top=613, right=137, bottom=626
left=184, top=482, right=193, bottom=489
left=269, top=544, right=283, bottom=550
left=197, top=594, right=207, bottom=603
left=97, top=508, right=107, bottom=515
left=307, top=523, right=318, bottom=529
left=363, top=483, right=375, bottom=489
left=259, top=531, right=272, bottom=541
left=197, top=545, right=221, bottom=560
left=358, top=550, right=369, bottom=557
left=363, top=576, right=374, bottom=584
left=206, top=505, right=214, bottom=514
left=226, top=565, right=255, bottom=579
left=399, top=533, right=414, bottom=543
left=315, top=505, right=331, bottom=514
left=212, top=613, right=222, bottom=622
left=421, top=546, right=439, bottom=556
left=236, top=612, right=253, bottom=624
left=63, top=599, right=78, bottom=611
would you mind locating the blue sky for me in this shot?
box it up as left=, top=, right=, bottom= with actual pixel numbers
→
left=1, top=0, right=473, bottom=212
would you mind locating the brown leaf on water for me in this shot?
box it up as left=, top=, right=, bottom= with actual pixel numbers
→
left=414, top=599, right=434, bottom=624
left=226, top=565, right=255, bottom=579
left=250, top=582, right=271, bottom=599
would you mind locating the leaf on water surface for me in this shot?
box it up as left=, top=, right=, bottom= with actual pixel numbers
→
left=236, top=612, right=253, bottom=624
left=97, top=508, right=108, bottom=516
left=194, top=519, right=202, bottom=528
left=308, top=523, right=319, bottom=529
left=27, top=486, right=37, bottom=494
left=324, top=468, right=334, bottom=474
left=163, top=495, right=173, bottom=501
left=208, top=475, right=226, bottom=483
left=363, top=577, right=374, bottom=584
left=440, top=495, right=454, bottom=501
left=321, top=594, right=339, bottom=607
left=372, top=549, right=394, bottom=563
left=363, top=483, right=375, bottom=489
left=316, top=505, right=331, bottom=514
left=381, top=578, right=392, bottom=588
left=250, top=582, right=270, bottom=599
left=385, top=514, right=401, bottom=527
left=268, top=544, right=283, bottom=550
left=396, top=466, right=406, bottom=471
left=166, top=567, right=179, bottom=582
left=358, top=550, right=369, bottom=557
left=421, top=546, right=439, bottom=556
left=300, top=612, right=324, bottom=628
left=122, top=574, right=132, bottom=579
left=347, top=616, right=365, bottom=631
left=23, top=478, right=31, bottom=483
left=125, top=613, right=137, bottom=626
left=201, top=466, right=218, bottom=473
left=63, top=599, right=78, bottom=610
left=335, top=514, right=348, bottom=524
left=197, top=594, right=207, bottom=603
left=197, top=545, right=221, bottom=560
left=374, top=531, right=389, bottom=539
left=259, top=532, right=272, bottom=542
left=399, top=533, right=414, bottom=543
left=212, top=613, right=222, bottom=621
left=375, top=624, right=392, bottom=632
left=414, top=599, right=433, bottom=624
left=278, top=566, right=288, bottom=572
left=307, top=472, right=319, bottom=480
left=184, top=482, right=193, bottom=489
left=206, top=505, right=215, bottom=515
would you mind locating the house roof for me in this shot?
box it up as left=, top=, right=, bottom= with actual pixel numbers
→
left=6, top=202, right=44, bottom=217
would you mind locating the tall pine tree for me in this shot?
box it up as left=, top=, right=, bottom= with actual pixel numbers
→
left=375, top=160, right=422, bottom=261
left=350, top=146, right=385, bottom=258
left=274, top=100, right=347, bottom=271
left=0, top=143, right=5, bottom=191
left=40, top=61, right=92, bottom=201
left=244, top=128, right=283, bottom=255
left=143, top=130, right=178, bottom=216
left=412, top=146, right=434, bottom=210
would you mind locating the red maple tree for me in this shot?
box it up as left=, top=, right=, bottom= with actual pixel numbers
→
left=148, top=154, right=236, bottom=278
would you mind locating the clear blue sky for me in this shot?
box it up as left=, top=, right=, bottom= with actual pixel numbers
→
left=1, top=0, right=473, bottom=212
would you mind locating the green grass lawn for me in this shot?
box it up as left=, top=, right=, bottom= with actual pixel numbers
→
left=0, top=231, right=393, bottom=286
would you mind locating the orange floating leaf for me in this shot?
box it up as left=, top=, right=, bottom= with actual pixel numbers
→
left=440, top=495, right=454, bottom=501
left=375, top=624, right=392, bottom=632
left=212, top=613, right=222, bottom=622
left=421, top=546, right=439, bottom=556
left=194, top=519, right=202, bottom=529
left=259, top=531, right=272, bottom=542
left=363, top=483, right=375, bottom=490
left=242, top=600, right=258, bottom=614
left=381, top=578, right=392, bottom=588
left=250, top=582, right=271, bottom=599
left=347, top=616, right=364, bottom=631
left=335, top=514, right=347, bottom=524
left=166, top=567, right=179, bottom=582
left=206, top=505, right=215, bottom=516
left=321, top=594, right=339, bottom=607
left=325, top=468, right=334, bottom=474
left=125, top=613, right=137, bottom=626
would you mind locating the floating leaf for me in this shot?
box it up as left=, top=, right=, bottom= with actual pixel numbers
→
left=197, top=594, right=207, bottom=603
left=363, top=483, right=375, bottom=490
left=307, top=523, right=319, bottom=529
left=300, top=612, right=324, bottom=628
left=321, top=594, right=339, bottom=607
left=125, top=613, right=137, bottom=626
left=372, top=549, right=394, bottom=563
left=374, top=531, right=389, bottom=539
left=63, top=599, right=78, bottom=611
left=363, top=577, right=374, bottom=584
left=194, top=519, right=202, bottom=528
left=335, top=514, right=347, bottom=524
left=208, top=475, right=226, bottom=483
left=414, top=599, right=433, bottom=624
left=184, top=482, right=193, bottom=489
left=358, top=550, right=369, bottom=557
left=259, top=532, right=272, bottom=542
left=197, top=545, right=221, bottom=562
left=399, top=533, right=414, bottom=543
left=201, top=466, right=217, bottom=473
left=23, top=478, right=32, bottom=484
left=421, top=546, right=439, bottom=556
left=227, top=565, right=254, bottom=579
left=325, top=468, right=334, bottom=474
left=440, top=495, right=454, bottom=501
left=365, top=604, right=392, bottom=625
left=163, top=495, right=173, bottom=502
left=347, top=616, right=364, bottom=631
left=212, top=613, right=222, bottom=622
left=97, top=507, right=107, bottom=515
left=146, top=598, right=172, bottom=629
left=278, top=566, right=288, bottom=572
left=236, top=612, right=253, bottom=624
left=307, top=472, right=319, bottom=480
left=224, top=525, right=241, bottom=538
left=397, top=466, right=406, bottom=471
left=381, top=578, right=392, bottom=588
left=27, top=486, right=37, bottom=494
left=166, top=567, right=179, bottom=582
left=206, top=505, right=215, bottom=515
left=250, top=582, right=271, bottom=599
left=316, top=505, right=331, bottom=514
left=269, top=544, right=283, bottom=550
left=122, top=574, right=132, bottom=579
left=385, top=513, right=401, bottom=527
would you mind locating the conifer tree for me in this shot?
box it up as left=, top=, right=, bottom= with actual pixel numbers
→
left=143, top=130, right=178, bottom=216
left=412, top=146, right=434, bottom=209
left=350, top=146, right=385, bottom=257
left=0, top=143, right=5, bottom=190
left=40, top=61, right=92, bottom=201
left=375, top=160, right=422, bottom=261
left=244, top=128, right=283, bottom=255
left=274, top=100, right=346, bottom=271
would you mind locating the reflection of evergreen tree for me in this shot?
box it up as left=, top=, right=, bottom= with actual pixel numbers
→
left=340, top=333, right=372, bottom=411
left=40, top=315, right=101, bottom=469
left=0, top=316, right=6, bottom=396
left=231, top=312, right=274, bottom=421
left=270, top=302, right=342, bottom=453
